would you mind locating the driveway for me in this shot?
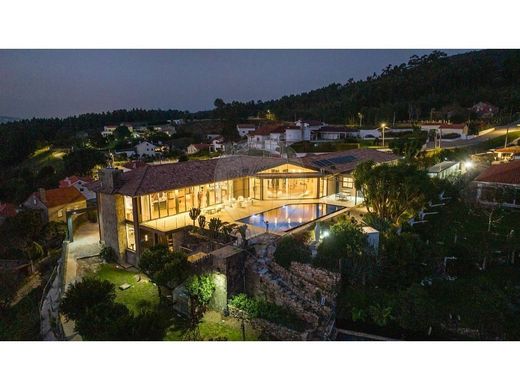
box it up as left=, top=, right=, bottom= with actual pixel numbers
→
left=64, top=222, right=101, bottom=287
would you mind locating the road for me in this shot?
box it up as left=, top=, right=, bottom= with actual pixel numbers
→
left=424, top=126, right=519, bottom=150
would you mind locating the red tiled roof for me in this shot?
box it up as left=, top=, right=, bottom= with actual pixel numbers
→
left=250, top=124, right=286, bottom=136
left=59, top=176, right=93, bottom=188
left=494, top=146, right=520, bottom=154
left=474, top=161, right=520, bottom=185
left=38, top=187, right=86, bottom=208
left=0, top=203, right=17, bottom=218
left=237, top=124, right=255, bottom=128
left=303, top=120, right=323, bottom=126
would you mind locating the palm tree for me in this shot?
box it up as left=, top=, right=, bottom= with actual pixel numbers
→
left=208, top=217, right=223, bottom=239
left=189, top=207, right=201, bottom=227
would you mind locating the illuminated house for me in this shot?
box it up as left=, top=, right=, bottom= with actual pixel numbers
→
left=90, top=149, right=398, bottom=265
left=474, top=160, right=520, bottom=209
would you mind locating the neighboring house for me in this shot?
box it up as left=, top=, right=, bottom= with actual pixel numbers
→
left=359, top=129, right=381, bottom=139
left=59, top=176, right=96, bottom=202
left=136, top=141, right=159, bottom=157
left=439, top=123, right=469, bottom=138
left=23, top=187, right=87, bottom=223
left=115, top=149, right=136, bottom=158
left=427, top=161, right=462, bottom=180
left=153, top=124, right=177, bottom=136
left=207, top=134, right=222, bottom=141
left=236, top=124, right=256, bottom=137
left=89, top=149, right=399, bottom=265
left=101, top=124, right=118, bottom=137
left=169, top=119, right=185, bottom=126
left=209, top=136, right=226, bottom=152
left=247, top=124, right=287, bottom=153
left=492, top=146, right=520, bottom=162
left=471, top=102, right=499, bottom=118
left=420, top=122, right=442, bottom=133
left=295, top=119, right=326, bottom=134
left=312, top=126, right=359, bottom=141
left=474, top=160, right=520, bottom=208
left=186, top=143, right=211, bottom=155
left=0, top=202, right=17, bottom=225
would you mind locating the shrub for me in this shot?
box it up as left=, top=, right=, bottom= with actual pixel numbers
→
left=273, top=235, right=311, bottom=269
left=100, top=246, right=117, bottom=263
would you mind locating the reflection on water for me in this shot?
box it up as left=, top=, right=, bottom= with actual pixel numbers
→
left=238, top=203, right=344, bottom=232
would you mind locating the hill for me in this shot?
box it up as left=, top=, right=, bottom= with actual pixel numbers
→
left=215, top=50, right=520, bottom=125
left=0, top=116, right=20, bottom=124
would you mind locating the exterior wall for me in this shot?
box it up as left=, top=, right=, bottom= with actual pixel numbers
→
left=360, top=129, right=381, bottom=139
left=23, top=194, right=48, bottom=222
left=48, top=199, right=87, bottom=223
left=475, top=182, right=520, bottom=209
left=136, top=142, right=157, bottom=157
left=98, top=192, right=127, bottom=262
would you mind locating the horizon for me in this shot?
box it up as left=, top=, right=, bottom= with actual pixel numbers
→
left=0, top=49, right=470, bottom=120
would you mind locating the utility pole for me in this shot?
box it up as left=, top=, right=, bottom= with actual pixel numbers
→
left=505, top=126, right=510, bottom=148
left=381, top=123, right=387, bottom=147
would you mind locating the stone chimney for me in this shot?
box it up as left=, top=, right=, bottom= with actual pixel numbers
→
left=38, top=188, right=47, bottom=204
left=100, top=168, right=122, bottom=193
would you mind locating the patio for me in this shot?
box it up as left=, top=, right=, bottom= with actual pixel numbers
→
left=140, top=194, right=358, bottom=238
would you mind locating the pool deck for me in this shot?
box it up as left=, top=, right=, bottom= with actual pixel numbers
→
left=140, top=195, right=360, bottom=238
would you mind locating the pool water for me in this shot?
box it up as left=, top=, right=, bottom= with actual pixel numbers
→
left=238, top=203, right=344, bottom=233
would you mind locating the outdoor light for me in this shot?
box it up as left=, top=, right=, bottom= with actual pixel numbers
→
left=144, top=234, right=149, bottom=241
left=322, top=231, right=330, bottom=238
left=464, top=161, right=474, bottom=169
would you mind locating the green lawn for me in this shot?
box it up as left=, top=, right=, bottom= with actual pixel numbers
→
left=164, top=310, right=259, bottom=341
left=89, top=264, right=159, bottom=315
left=21, top=145, right=66, bottom=174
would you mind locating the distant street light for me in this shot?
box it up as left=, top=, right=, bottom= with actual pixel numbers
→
left=381, top=123, right=387, bottom=147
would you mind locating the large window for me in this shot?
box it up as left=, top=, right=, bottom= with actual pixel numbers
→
left=126, top=224, right=136, bottom=251
left=124, top=196, right=134, bottom=221
left=262, top=177, right=318, bottom=200
left=342, top=177, right=354, bottom=189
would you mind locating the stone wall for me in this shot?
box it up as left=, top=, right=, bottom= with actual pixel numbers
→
left=98, top=193, right=126, bottom=262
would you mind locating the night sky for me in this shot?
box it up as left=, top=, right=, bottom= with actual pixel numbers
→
left=0, top=49, right=469, bottom=119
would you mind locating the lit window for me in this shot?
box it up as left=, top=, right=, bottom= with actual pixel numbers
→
left=342, top=177, right=354, bottom=189
left=58, top=209, right=63, bottom=217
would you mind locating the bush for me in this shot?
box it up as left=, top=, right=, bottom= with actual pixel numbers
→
left=273, top=235, right=311, bottom=269
left=228, top=294, right=307, bottom=331
left=100, top=246, right=117, bottom=263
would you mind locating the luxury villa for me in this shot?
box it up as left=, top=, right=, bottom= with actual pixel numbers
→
left=90, top=149, right=398, bottom=265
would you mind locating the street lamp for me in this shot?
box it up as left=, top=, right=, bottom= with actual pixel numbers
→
left=380, top=123, right=387, bottom=147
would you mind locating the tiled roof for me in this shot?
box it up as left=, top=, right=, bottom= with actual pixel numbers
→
left=39, top=186, right=86, bottom=208
left=91, top=156, right=288, bottom=196
left=250, top=124, right=286, bottom=136
left=313, top=126, right=357, bottom=133
left=474, top=161, right=520, bottom=185
left=302, top=120, right=323, bottom=126
left=237, top=124, right=255, bottom=128
left=59, top=176, right=93, bottom=188
left=493, top=146, right=520, bottom=154
left=190, top=143, right=210, bottom=150
left=90, top=150, right=399, bottom=196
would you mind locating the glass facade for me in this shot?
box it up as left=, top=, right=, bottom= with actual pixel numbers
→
left=125, top=223, right=136, bottom=251
left=262, top=177, right=318, bottom=200
left=137, top=180, right=233, bottom=222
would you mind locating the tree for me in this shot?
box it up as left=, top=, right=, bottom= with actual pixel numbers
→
left=139, top=245, right=188, bottom=291
left=63, top=147, right=107, bottom=176
left=274, top=235, right=311, bottom=269
left=113, top=125, right=131, bottom=140
left=61, top=278, right=116, bottom=321
left=185, top=274, right=216, bottom=338
left=389, top=130, right=427, bottom=160
left=353, top=160, right=433, bottom=225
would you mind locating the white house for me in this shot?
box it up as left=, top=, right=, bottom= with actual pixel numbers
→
left=439, top=123, right=469, bottom=139
left=59, top=176, right=96, bottom=202
left=312, top=126, right=359, bottom=140
left=209, top=136, right=226, bottom=152
left=236, top=124, right=256, bottom=137
left=101, top=124, right=118, bottom=137
left=359, top=129, right=381, bottom=139
left=136, top=141, right=159, bottom=157
left=247, top=124, right=286, bottom=153
left=153, top=124, right=177, bottom=136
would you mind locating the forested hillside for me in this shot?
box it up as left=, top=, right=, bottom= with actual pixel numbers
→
left=215, top=50, right=520, bottom=124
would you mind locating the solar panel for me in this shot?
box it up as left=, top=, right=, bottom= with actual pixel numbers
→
left=313, top=155, right=357, bottom=167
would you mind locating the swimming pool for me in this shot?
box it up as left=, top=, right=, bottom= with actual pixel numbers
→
left=238, top=203, right=345, bottom=233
